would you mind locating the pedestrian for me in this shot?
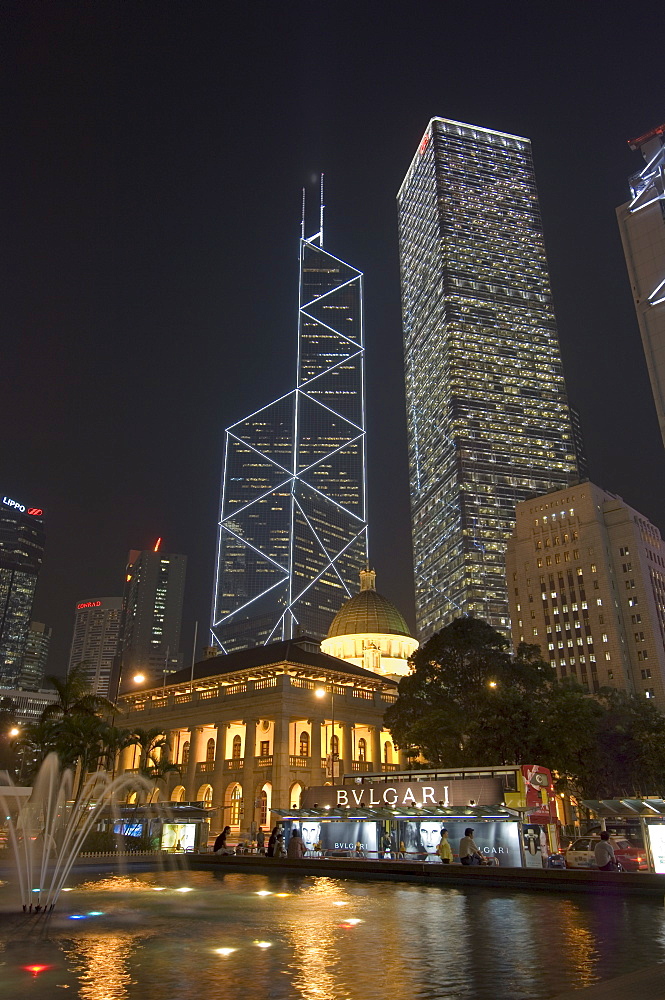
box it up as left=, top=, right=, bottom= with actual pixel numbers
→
left=437, top=828, right=453, bottom=864
left=287, top=827, right=306, bottom=859
left=256, top=828, right=265, bottom=854
left=266, top=824, right=280, bottom=858
left=213, top=826, right=232, bottom=854
left=273, top=834, right=287, bottom=858
left=459, top=828, right=483, bottom=866
left=594, top=831, right=616, bottom=871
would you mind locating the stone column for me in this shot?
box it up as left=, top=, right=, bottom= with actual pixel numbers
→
left=185, top=726, right=206, bottom=800
left=211, top=721, right=228, bottom=810
left=272, top=714, right=291, bottom=816
left=309, top=718, right=322, bottom=768
left=242, top=719, right=259, bottom=834
left=341, top=721, right=354, bottom=774
left=370, top=725, right=383, bottom=769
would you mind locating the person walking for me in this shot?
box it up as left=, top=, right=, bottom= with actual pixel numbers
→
left=273, top=833, right=287, bottom=858
left=287, top=828, right=306, bottom=859
left=459, top=828, right=483, bottom=866
left=437, top=828, right=453, bottom=864
left=594, top=831, right=617, bottom=871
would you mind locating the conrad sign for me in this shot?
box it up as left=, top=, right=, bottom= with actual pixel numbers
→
left=301, top=778, right=504, bottom=811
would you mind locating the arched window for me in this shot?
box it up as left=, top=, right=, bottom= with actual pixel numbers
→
left=230, top=785, right=242, bottom=826
left=260, top=789, right=268, bottom=825
left=232, top=735, right=241, bottom=759
left=331, top=734, right=339, bottom=757
left=171, top=785, right=185, bottom=803
left=299, top=731, right=309, bottom=757
left=182, top=741, right=190, bottom=765
left=357, top=737, right=366, bottom=762
left=206, top=737, right=215, bottom=762
left=384, top=740, right=392, bottom=764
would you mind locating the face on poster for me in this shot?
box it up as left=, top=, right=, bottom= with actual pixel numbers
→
left=402, top=821, right=522, bottom=866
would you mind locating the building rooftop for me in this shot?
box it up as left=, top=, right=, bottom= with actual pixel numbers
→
left=326, top=569, right=413, bottom=639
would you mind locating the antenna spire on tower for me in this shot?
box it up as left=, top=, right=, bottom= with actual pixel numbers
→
left=301, top=186, right=306, bottom=240
left=319, top=173, right=325, bottom=246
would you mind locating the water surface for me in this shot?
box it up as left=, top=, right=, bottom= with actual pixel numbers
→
left=0, top=868, right=663, bottom=998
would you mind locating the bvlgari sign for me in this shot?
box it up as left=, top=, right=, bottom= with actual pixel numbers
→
left=301, top=778, right=504, bottom=811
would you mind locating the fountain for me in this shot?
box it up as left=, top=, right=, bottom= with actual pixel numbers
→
left=0, top=753, right=152, bottom=913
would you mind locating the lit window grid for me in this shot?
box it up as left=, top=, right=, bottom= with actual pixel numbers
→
left=398, top=118, right=578, bottom=637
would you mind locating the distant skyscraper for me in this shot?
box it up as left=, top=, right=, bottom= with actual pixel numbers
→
left=0, top=494, right=45, bottom=687
left=616, top=123, right=665, bottom=448
left=115, top=543, right=186, bottom=692
left=397, top=119, right=579, bottom=640
left=212, top=188, right=368, bottom=652
left=68, top=598, right=122, bottom=697
left=19, top=621, right=51, bottom=690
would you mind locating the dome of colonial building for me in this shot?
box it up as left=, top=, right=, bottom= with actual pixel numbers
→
left=321, top=569, right=418, bottom=680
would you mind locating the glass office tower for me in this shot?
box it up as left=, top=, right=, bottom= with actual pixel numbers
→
left=0, top=495, right=45, bottom=687
left=212, top=224, right=368, bottom=653
left=397, top=118, right=578, bottom=640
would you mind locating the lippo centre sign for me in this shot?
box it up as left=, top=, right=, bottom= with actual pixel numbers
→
left=301, top=778, right=504, bottom=811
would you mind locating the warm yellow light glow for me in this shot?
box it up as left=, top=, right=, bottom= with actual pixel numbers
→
left=152, top=887, right=167, bottom=891
left=254, top=941, right=272, bottom=948
left=315, top=688, right=326, bottom=699
left=256, top=890, right=272, bottom=896
left=488, top=681, right=497, bottom=688
left=215, top=948, right=237, bottom=956
left=175, top=887, right=193, bottom=893
left=331, top=901, right=348, bottom=906
left=133, top=673, right=146, bottom=684
left=9, top=727, right=19, bottom=737
left=274, top=893, right=290, bottom=897
left=343, top=918, right=362, bottom=925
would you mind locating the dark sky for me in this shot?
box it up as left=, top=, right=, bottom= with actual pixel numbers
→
left=4, top=2, right=664, bottom=676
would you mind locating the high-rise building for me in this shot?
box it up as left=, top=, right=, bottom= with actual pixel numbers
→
left=0, top=494, right=46, bottom=687
left=19, top=621, right=51, bottom=690
left=211, top=193, right=368, bottom=652
left=507, top=482, right=665, bottom=708
left=115, top=544, right=186, bottom=693
left=616, top=123, right=665, bottom=449
left=397, top=118, right=579, bottom=640
left=68, top=598, right=122, bottom=697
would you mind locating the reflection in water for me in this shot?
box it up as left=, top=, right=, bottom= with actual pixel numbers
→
left=0, top=871, right=664, bottom=999
left=63, top=933, right=142, bottom=1000
left=285, top=879, right=351, bottom=1000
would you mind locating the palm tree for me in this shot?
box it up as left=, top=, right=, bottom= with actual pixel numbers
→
left=40, top=662, right=116, bottom=722
left=125, top=727, right=181, bottom=806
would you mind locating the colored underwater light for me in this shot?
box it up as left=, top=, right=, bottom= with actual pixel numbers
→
left=69, top=914, right=87, bottom=920
left=87, top=911, right=104, bottom=916
left=342, top=918, right=362, bottom=925
left=23, top=965, right=49, bottom=976
left=274, top=893, right=290, bottom=897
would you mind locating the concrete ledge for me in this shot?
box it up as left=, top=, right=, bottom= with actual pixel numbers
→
left=550, top=962, right=665, bottom=998
left=190, top=853, right=665, bottom=896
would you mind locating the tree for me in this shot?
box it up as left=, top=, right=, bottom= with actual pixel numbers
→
left=41, top=662, right=115, bottom=723
left=124, top=727, right=181, bottom=803
left=385, top=617, right=554, bottom=766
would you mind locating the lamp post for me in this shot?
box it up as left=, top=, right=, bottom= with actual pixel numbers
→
left=315, top=686, right=336, bottom=786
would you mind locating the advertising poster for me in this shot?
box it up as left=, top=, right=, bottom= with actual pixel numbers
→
left=401, top=820, right=523, bottom=867
left=161, top=822, right=196, bottom=851
left=522, top=824, right=549, bottom=868
left=646, top=825, right=665, bottom=873
left=284, top=820, right=378, bottom=856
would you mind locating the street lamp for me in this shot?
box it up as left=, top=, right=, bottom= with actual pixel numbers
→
left=315, top=686, right=337, bottom=786
left=133, top=673, right=146, bottom=685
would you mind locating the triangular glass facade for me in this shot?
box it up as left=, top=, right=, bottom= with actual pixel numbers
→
left=212, top=235, right=368, bottom=652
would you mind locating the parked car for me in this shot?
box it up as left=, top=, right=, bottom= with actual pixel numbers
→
left=565, top=836, right=648, bottom=871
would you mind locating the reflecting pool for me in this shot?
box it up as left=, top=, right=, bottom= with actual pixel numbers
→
left=0, top=868, right=664, bottom=999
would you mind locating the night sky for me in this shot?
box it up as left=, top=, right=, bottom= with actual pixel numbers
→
left=4, top=2, right=664, bottom=676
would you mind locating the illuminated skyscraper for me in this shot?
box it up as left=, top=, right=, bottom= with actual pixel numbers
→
left=397, top=118, right=578, bottom=640
left=617, top=124, right=665, bottom=449
left=212, top=195, right=368, bottom=652
left=115, top=544, right=186, bottom=693
left=0, top=494, right=45, bottom=687
left=68, top=598, right=122, bottom=698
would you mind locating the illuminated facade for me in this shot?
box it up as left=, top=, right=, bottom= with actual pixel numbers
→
left=117, top=637, right=399, bottom=832
left=507, top=483, right=665, bottom=709
left=212, top=214, right=368, bottom=652
left=617, top=124, right=665, bottom=449
left=397, top=118, right=578, bottom=639
left=19, top=621, right=51, bottom=690
left=0, top=496, right=45, bottom=688
left=68, top=597, right=122, bottom=697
